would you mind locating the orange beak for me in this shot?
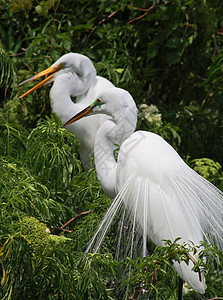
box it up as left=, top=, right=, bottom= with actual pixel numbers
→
left=63, top=106, right=93, bottom=127
left=17, top=63, right=65, bottom=98
left=63, top=98, right=101, bottom=126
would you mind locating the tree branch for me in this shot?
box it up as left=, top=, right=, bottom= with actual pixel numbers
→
left=51, top=210, right=91, bottom=235
left=61, top=210, right=91, bottom=229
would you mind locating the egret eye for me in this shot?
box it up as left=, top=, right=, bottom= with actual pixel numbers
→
left=90, top=97, right=102, bottom=108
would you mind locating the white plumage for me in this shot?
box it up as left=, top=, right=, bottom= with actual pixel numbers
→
left=64, top=87, right=223, bottom=294
left=18, top=53, right=114, bottom=170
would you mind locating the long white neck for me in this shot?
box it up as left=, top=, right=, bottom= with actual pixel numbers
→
left=94, top=103, right=137, bottom=199
left=94, top=121, right=117, bottom=198
left=50, top=74, right=91, bottom=123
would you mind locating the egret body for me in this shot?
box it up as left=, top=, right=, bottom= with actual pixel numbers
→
left=64, top=88, right=223, bottom=294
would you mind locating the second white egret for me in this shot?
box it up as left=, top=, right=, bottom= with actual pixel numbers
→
left=18, top=53, right=114, bottom=170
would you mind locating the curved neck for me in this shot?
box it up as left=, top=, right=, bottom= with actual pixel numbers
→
left=94, top=121, right=117, bottom=198
left=68, top=58, right=97, bottom=97
left=50, top=75, right=91, bottom=123
left=94, top=107, right=137, bottom=198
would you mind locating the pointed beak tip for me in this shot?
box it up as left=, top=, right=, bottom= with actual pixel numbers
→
left=63, top=121, right=71, bottom=127
left=17, top=82, right=25, bottom=88
left=63, top=106, right=93, bottom=128
left=16, top=64, right=61, bottom=97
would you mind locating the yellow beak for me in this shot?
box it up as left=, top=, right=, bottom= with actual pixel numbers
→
left=63, top=98, right=101, bottom=126
left=63, top=106, right=93, bottom=127
left=17, top=63, right=65, bottom=98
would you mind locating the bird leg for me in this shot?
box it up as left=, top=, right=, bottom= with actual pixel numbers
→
left=178, top=277, right=183, bottom=300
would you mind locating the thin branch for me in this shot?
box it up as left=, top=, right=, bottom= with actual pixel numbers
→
left=61, top=210, right=91, bottom=229
left=127, top=5, right=154, bottom=24
left=51, top=210, right=91, bottom=235
left=127, top=2, right=169, bottom=24
left=187, top=253, right=202, bottom=282
left=9, top=48, right=27, bottom=57
left=88, top=9, right=120, bottom=38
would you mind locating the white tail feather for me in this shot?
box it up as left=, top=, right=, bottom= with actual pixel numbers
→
left=86, top=167, right=223, bottom=293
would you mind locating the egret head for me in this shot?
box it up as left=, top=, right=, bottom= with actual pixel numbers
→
left=17, top=53, right=96, bottom=98
left=63, top=87, right=138, bottom=128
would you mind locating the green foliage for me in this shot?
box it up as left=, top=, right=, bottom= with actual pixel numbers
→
left=0, top=157, right=54, bottom=227
left=205, top=49, right=223, bottom=107
left=73, top=253, right=119, bottom=299
left=123, top=240, right=223, bottom=299
left=26, top=114, right=81, bottom=190
left=0, top=42, right=16, bottom=101
left=190, top=158, right=223, bottom=189
left=0, top=115, right=27, bottom=159
left=137, top=103, right=182, bottom=149
left=0, top=0, right=223, bottom=299
left=0, top=44, right=14, bottom=88
left=21, top=216, right=54, bottom=256
left=0, top=233, right=118, bottom=300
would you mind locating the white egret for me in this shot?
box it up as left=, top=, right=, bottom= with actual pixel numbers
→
left=64, top=87, right=223, bottom=294
left=17, top=53, right=114, bottom=170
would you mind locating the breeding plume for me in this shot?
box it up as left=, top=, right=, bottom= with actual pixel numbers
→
left=64, top=87, right=223, bottom=294
left=17, top=53, right=114, bottom=170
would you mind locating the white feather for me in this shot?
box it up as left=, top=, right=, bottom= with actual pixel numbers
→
left=67, top=88, right=223, bottom=293
left=87, top=130, right=223, bottom=294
